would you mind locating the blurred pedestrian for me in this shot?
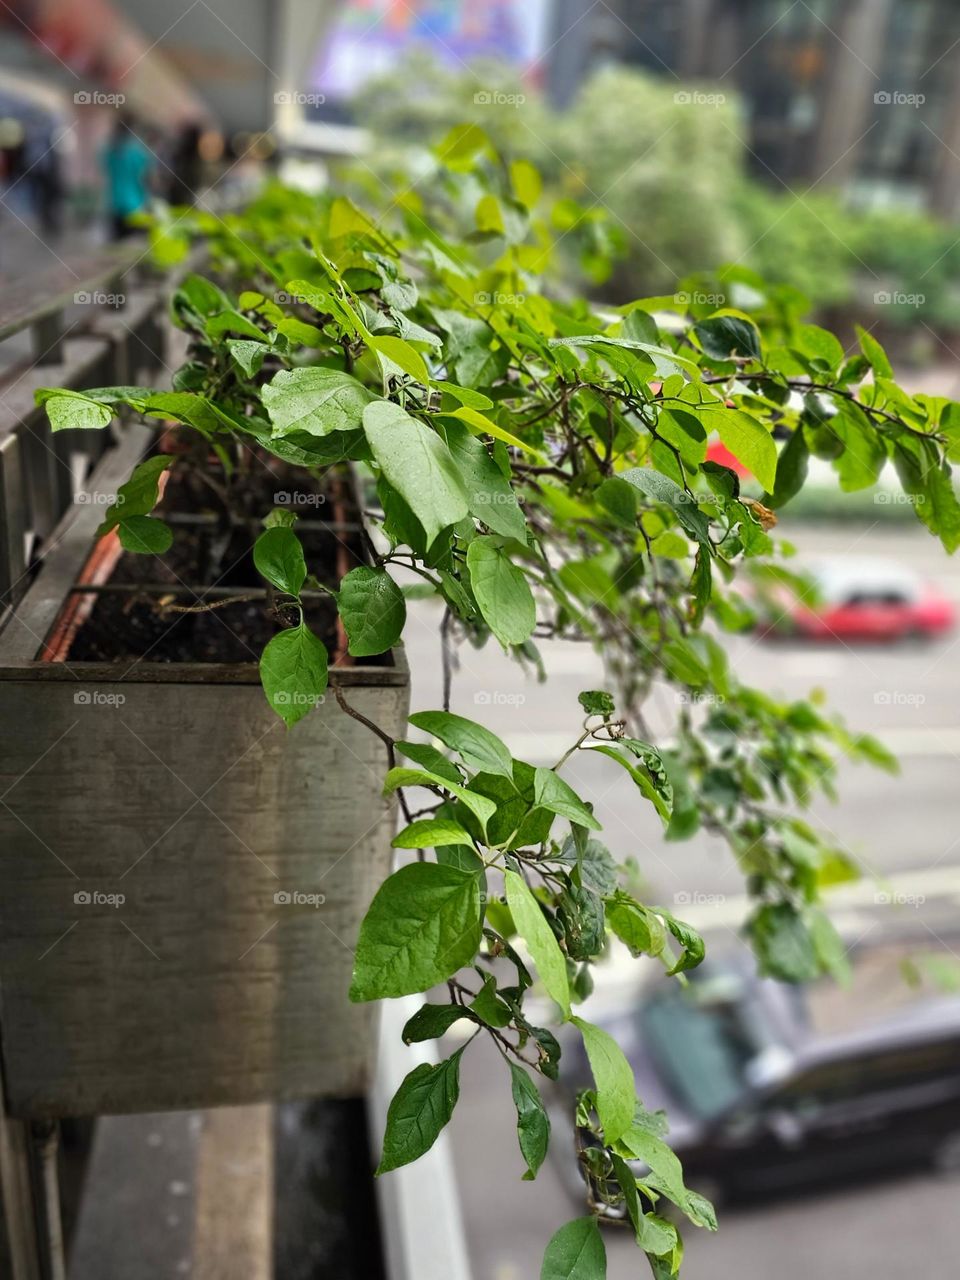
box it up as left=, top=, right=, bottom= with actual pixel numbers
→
left=100, top=114, right=151, bottom=240
left=28, top=125, right=66, bottom=237
left=166, top=123, right=204, bottom=206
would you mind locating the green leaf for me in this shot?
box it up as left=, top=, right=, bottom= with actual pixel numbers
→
left=408, top=710, right=514, bottom=780
left=656, top=908, right=705, bottom=974
left=609, top=1153, right=678, bottom=1258
left=768, top=426, right=809, bottom=508
left=509, top=1061, right=550, bottom=1179
left=694, top=314, right=761, bottom=362
left=369, top=334, right=429, bottom=383
left=259, top=622, right=328, bottom=726
left=606, top=893, right=664, bottom=958
left=746, top=902, right=820, bottom=982
left=138, top=392, right=222, bottom=435
left=382, top=767, right=497, bottom=832
left=337, top=565, right=406, bottom=656
left=263, top=367, right=377, bottom=438
left=436, top=122, right=491, bottom=169
left=596, top=477, right=638, bottom=527
left=689, top=549, right=711, bottom=626
left=402, top=1003, right=473, bottom=1044
left=350, top=862, right=484, bottom=1001
left=661, top=637, right=709, bottom=687
left=714, top=409, right=777, bottom=491
left=619, top=1115, right=717, bottom=1231
left=504, top=870, right=571, bottom=1018
left=578, top=690, right=615, bottom=717
left=856, top=324, right=894, bottom=379
left=431, top=380, right=494, bottom=410
left=40, top=389, right=112, bottom=432
left=436, top=843, right=485, bottom=875
left=441, top=420, right=526, bottom=541
left=96, top=455, right=173, bottom=536
left=794, top=323, right=845, bottom=372
left=471, top=975, right=513, bottom=1028
left=540, top=1217, right=606, bottom=1280
left=226, top=338, right=267, bottom=378
left=893, top=443, right=960, bottom=553
left=571, top=1016, right=635, bottom=1145
left=392, top=817, right=476, bottom=849
left=533, top=768, right=602, bottom=831
left=832, top=404, right=886, bottom=493
left=363, top=400, right=470, bottom=547
left=556, top=836, right=619, bottom=895
left=443, top=404, right=542, bottom=458
left=377, top=1049, right=464, bottom=1174
left=466, top=538, right=537, bottom=646
left=510, top=158, right=543, bottom=209
left=395, top=741, right=463, bottom=785
left=620, top=468, right=710, bottom=544
left=808, top=905, right=852, bottom=985
left=117, top=515, right=172, bottom=555
left=253, top=526, right=306, bottom=597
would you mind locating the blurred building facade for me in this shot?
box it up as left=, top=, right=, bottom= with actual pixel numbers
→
left=549, top=0, right=960, bottom=216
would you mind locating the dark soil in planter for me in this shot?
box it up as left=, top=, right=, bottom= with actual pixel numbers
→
left=66, top=450, right=366, bottom=664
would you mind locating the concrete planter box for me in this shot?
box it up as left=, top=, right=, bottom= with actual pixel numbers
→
left=0, top=427, right=409, bottom=1118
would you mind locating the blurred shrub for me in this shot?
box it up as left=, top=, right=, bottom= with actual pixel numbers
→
left=350, top=55, right=960, bottom=339
left=541, top=67, right=746, bottom=296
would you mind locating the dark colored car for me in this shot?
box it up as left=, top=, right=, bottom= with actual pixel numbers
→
left=554, top=955, right=960, bottom=1206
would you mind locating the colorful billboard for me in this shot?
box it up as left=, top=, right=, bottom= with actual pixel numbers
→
left=313, top=0, right=552, bottom=101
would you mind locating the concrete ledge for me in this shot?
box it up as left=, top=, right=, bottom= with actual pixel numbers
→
left=370, top=997, right=473, bottom=1280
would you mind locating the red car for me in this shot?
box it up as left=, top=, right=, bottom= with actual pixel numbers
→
left=764, top=559, right=955, bottom=641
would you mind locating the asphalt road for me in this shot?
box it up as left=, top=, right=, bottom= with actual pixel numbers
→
left=402, top=516, right=960, bottom=1280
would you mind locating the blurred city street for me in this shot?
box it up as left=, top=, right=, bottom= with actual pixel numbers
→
left=404, top=518, right=960, bottom=1280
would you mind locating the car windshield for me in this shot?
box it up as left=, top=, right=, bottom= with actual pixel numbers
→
left=638, top=977, right=785, bottom=1120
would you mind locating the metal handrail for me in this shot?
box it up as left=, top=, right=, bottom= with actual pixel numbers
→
left=0, top=241, right=170, bottom=621
left=0, top=242, right=146, bottom=346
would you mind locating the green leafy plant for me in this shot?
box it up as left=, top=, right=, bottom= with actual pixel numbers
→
left=38, top=127, right=960, bottom=1277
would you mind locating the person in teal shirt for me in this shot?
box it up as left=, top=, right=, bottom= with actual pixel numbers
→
left=101, top=116, right=152, bottom=240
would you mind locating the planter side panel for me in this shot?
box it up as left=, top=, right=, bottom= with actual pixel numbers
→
left=0, top=679, right=408, bottom=1117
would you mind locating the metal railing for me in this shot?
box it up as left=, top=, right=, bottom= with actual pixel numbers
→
left=0, top=239, right=172, bottom=1280
left=0, top=242, right=169, bottom=626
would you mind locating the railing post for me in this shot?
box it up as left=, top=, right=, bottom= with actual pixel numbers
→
left=0, top=1111, right=44, bottom=1280
left=31, top=313, right=65, bottom=368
